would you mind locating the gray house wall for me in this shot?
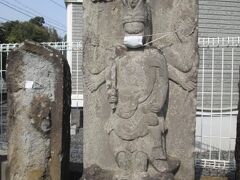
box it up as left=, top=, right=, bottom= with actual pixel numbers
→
left=199, top=0, right=240, bottom=37
left=198, top=0, right=240, bottom=110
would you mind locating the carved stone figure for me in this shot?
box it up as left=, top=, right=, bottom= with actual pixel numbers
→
left=159, top=8, right=197, bottom=93
left=83, top=0, right=198, bottom=179
left=85, top=0, right=179, bottom=179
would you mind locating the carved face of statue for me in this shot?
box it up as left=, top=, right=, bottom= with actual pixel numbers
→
left=122, top=0, right=145, bottom=35
left=124, top=22, right=144, bottom=35
left=122, top=0, right=152, bottom=48
left=173, top=8, right=196, bottom=42
left=174, top=16, right=196, bottom=41
left=130, top=0, right=139, bottom=8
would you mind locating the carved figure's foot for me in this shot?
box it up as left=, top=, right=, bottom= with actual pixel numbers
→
left=152, top=159, right=169, bottom=173
left=113, top=170, right=130, bottom=180
left=152, top=158, right=180, bottom=174
left=134, top=151, right=148, bottom=172
left=116, top=151, right=130, bottom=170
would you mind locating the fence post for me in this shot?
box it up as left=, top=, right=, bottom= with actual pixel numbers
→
left=235, top=66, right=240, bottom=178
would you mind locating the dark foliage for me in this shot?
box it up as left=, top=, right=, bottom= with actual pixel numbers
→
left=0, top=17, right=62, bottom=43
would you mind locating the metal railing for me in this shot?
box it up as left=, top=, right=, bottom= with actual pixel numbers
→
left=196, top=37, right=239, bottom=171
left=0, top=39, right=239, bottom=174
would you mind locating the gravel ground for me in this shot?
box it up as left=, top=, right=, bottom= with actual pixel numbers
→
left=70, top=128, right=83, bottom=180
left=70, top=128, right=83, bottom=163
left=196, top=150, right=235, bottom=179
left=196, top=151, right=235, bottom=162
left=196, top=168, right=235, bottom=180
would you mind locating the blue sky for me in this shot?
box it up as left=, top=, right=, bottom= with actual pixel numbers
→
left=0, top=0, right=66, bottom=37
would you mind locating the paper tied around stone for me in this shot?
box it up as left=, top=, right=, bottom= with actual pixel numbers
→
left=25, top=80, right=44, bottom=90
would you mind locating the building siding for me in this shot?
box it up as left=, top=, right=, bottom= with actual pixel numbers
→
left=199, top=0, right=240, bottom=37
left=72, top=3, right=84, bottom=95
left=198, top=0, right=240, bottom=111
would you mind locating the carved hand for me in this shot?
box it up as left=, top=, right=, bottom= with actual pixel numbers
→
left=179, top=71, right=196, bottom=92
left=143, top=103, right=161, bottom=114
left=86, top=75, right=105, bottom=92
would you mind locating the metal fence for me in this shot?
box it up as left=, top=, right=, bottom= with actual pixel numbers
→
left=0, top=39, right=239, bottom=173
left=196, top=37, right=239, bottom=172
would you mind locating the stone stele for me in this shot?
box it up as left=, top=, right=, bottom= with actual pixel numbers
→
left=6, top=41, right=71, bottom=180
left=83, top=0, right=198, bottom=180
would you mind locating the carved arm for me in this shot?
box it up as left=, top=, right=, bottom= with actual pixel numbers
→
left=142, top=54, right=169, bottom=114
left=163, top=47, right=193, bottom=73
left=167, top=64, right=196, bottom=92
left=86, top=69, right=106, bottom=93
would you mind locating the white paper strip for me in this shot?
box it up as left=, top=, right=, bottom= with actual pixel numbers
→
left=25, top=81, right=34, bottom=89
left=124, top=36, right=143, bottom=48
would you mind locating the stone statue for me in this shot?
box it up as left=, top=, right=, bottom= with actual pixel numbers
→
left=83, top=0, right=198, bottom=179
left=86, top=0, right=180, bottom=179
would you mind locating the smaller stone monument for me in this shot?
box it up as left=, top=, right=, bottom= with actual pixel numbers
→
left=6, top=41, right=71, bottom=180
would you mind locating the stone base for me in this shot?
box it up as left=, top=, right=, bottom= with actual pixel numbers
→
left=80, top=165, right=175, bottom=180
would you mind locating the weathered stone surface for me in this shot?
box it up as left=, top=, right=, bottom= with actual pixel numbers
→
left=83, top=0, right=198, bottom=179
left=83, top=0, right=123, bottom=171
left=151, top=1, right=198, bottom=179
left=6, top=41, right=71, bottom=180
left=81, top=165, right=113, bottom=180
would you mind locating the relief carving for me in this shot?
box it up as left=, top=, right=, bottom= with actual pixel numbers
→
left=86, top=0, right=180, bottom=179
left=159, top=7, right=198, bottom=92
